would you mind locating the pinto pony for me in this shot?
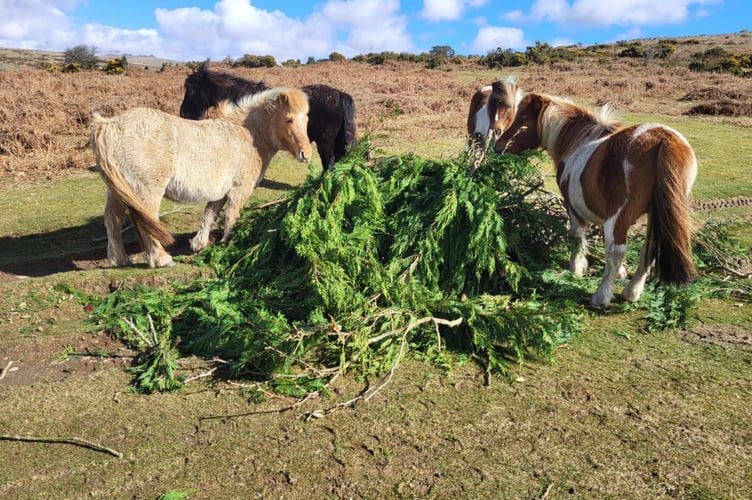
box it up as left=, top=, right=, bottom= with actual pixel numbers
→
left=493, top=93, right=697, bottom=306
left=92, top=87, right=312, bottom=268
left=180, top=62, right=357, bottom=170
left=466, top=76, right=523, bottom=147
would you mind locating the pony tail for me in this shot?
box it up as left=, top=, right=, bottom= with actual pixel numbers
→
left=91, top=115, right=175, bottom=247
left=649, top=139, right=697, bottom=284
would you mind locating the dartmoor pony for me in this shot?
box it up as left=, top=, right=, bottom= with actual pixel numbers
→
left=466, top=76, right=522, bottom=148
left=493, top=93, right=697, bottom=306
left=92, top=87, right=312, bottom=268
left=180, top=62, right=357, bottom=170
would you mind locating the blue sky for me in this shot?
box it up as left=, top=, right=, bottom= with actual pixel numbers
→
left=0, top=1, right=747, bottom=62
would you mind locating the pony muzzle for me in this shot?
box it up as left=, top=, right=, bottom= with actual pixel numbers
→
left=298, top=146, right=312, bottom=163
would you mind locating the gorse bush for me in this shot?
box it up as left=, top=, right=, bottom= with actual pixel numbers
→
left=89, top=143, right=584, bottom=395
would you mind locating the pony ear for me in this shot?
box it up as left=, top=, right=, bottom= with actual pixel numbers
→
left=523, top=93, right=545, bottom=115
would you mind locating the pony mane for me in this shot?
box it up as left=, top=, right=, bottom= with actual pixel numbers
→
left=217, top=87, right=309, bottom=118
left=540, top=94, right=623, bottom=156
left=186, top=61, right=268, bottom=101
left=490, top=75, right=524, bottom=108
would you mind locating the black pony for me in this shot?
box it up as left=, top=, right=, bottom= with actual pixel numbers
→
left=180, top=62, right=357, bottom=170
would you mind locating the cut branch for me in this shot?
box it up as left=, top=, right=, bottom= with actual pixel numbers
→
left=0, top=434, right=122, bottom=458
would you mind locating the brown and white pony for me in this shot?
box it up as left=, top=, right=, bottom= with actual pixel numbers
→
left=466, top=76, right=523, bottom=148
left=493, top=93, right=697, bottom=305
left=91, top=87, right=312, bottom=268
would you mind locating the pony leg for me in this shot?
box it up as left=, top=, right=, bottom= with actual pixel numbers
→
left=568, top=213, right=589, bottom=277
left=139, top=231, right=176, bottom=268
left=104, top=188, right=132, bottom=267
left=622, top=240, right=654, bottom=302
left=191, top=198, right=226, bottom=252
left=591, top=223, right=628, bottom=306
left=219, top=197, right=245, bottom=243
left=219, top=185, right=257, bottom=244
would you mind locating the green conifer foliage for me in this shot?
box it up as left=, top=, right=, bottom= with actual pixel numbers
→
left=92, top=142, right=581, bottom=394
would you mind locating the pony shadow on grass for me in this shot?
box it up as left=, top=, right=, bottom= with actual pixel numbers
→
left=258, top=178, right=297, bottom=192
left=0, top=174, right=299, bottom=279
left=0, top=215, right=198, bottom=278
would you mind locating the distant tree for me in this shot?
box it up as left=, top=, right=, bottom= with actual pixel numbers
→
left=483, top=47, right=526, bottom=68
left=430, top=45, right=455, bottom=59
left=306, top=56, right=316, bottom=65
left=233, top=54, right=276, bottom=68
left=64, top=44, right=98, bottom=70
left=329, top=52, right=347, bottom=62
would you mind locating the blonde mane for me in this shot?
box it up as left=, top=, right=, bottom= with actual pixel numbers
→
left=217, top=87, right=309, bottom=119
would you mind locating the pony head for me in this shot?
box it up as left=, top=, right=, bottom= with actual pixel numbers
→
left=179, top=61, right=215, bottom=120
left=486, top=76, right=523, bottom=143
left=273, top=88, right=313, bottom=163
left=494, top=92, right=545, bottom=154
left=180, top=61, right=268, bottom=120
left=218, top=87, right=312, bottom=162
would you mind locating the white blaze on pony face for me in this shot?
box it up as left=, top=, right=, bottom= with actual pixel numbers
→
left=473, top=85, right=493, bottom=140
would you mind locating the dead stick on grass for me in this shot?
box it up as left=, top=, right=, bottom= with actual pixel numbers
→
left=303, top=316, right=463, bottom=420
left=0, top=360, right=13, bottom=380
left=0, top=434, right=122, bottom=458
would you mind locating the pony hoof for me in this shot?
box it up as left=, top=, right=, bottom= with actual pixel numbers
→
left=107, top=258, right=132, bottom=268
left=189, top=238, right=208, bottom=253
left=149, top=257, right=177, bottom=268
left=590, top=293, right=612, bottom=307
left=621, top=289, right=642, bottom=302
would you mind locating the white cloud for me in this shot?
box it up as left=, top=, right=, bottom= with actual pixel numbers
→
left=152, top=0, right=415, bottom=61
left=471, top=26, right=527, bottom=53
left=152, top=0, right=337, bottom=61
left=421, top=0, right=489, bottom=22
left=79, top=24, right=161, bottom=57
left=520, top=0, right=718, bottom=27
left=0, top=0, right=415, bottom=62
left=0, top=0, right=76, bottom=49
left=321, top=0, right=414, bottom=54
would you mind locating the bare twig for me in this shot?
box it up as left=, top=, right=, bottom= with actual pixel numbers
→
left=253, top=197, right=290, bottom=210
left=0, top=434, right=122, bottom=458
left=183, top=366, right=221, bottom=383
left=302, top=315, right=463, bottom=420
left=0, top=360, right=13, bottom=380
left=541, top=483, right=554, bottom=499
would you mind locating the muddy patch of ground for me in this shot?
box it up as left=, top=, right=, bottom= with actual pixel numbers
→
left=684, top=323, right=752, bottom=351
left=0, top=331, right=133, bottom=386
